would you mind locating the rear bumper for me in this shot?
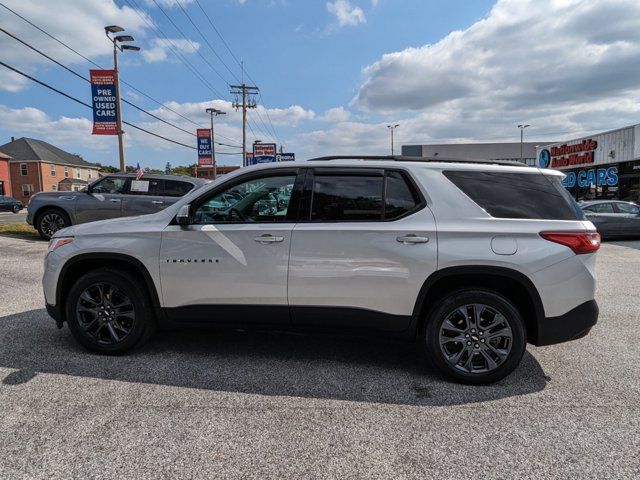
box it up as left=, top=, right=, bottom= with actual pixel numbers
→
left=534, top=300, right=598, bottom=346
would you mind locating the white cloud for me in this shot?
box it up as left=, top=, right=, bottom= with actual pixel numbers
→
left=141, top=38, right=200, bottom=63
left=327, top=1, right=366, bottom=27
left=319, top=106, right=351, bottom=122
left=0, top=0, right=150, bottom=92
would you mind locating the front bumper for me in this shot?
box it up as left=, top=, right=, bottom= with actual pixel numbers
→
left=26, top=211, right=34, bottom=225
left=535, top=300, right=598, bottom=346
left=46, top=303, right=64, bottom=328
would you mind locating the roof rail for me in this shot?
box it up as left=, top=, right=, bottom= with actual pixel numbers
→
left=306, top=155, right=529, bottom=167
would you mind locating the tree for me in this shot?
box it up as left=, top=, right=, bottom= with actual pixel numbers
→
left=165, top=162, right=172, bottom=173
left=94, top=162, right=119, bottom=173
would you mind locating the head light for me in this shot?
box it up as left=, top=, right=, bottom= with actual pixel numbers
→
left=48, top=237, right=74, bottom=253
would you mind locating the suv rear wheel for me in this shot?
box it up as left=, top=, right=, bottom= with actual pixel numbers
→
left=65, top=268, right=155, bottom=354
left=36, top=208, right=70, bottom=240
left=423, top=289, right=526, bottom=384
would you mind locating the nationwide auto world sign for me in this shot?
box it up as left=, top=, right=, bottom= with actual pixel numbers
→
left=545, top=139, right=598, bottom=168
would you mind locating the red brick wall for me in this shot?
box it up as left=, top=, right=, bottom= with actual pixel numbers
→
left=0, top=158, right=11, bottom=197
left=9, top=161, right=41, bottom=205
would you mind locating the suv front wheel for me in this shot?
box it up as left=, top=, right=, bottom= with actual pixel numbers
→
left=423, top=289, right=526, bottom=384
left=65, top=268, right=155, bottom=354
left=36, top=208, right=70, bottom=240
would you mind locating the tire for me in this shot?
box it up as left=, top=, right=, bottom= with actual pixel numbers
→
left=36, top=208, right=70, bottom=240
left=65, top=268, right=156, bottom=354
left=12, top=205, right=20, bottom=213
left=421, top=289, right=526, bottom=384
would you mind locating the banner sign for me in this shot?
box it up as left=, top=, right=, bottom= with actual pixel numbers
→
left=276, top=153, right=295, bottom=162
left=197, top=129, right=213, bottom=166
left=246, top=152, right=254, bottom=166
left=90, top=70, right=118, bottom=135
left=253, top=143, right=277, bottom=164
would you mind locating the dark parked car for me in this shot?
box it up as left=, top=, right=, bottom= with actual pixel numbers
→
left=26, top=173, right=207, bottom=239
left=0, top=195, right=23, bottom=213
left=580, top=200, right=640, bottom=238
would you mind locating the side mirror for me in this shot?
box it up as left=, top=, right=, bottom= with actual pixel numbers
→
left=176, top=204, right=191, bottom=225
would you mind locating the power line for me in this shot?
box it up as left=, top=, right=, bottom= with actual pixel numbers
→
left=190, top=0, right=284, bottom=147
left=147, top=0, right=231, bottom=87
left=0, top=60, right=197, bottom=150
left=124, top=0, right=226, bottom=99
left=0, top=1, right=207, bottom=130
left=174, top=0, right=241, bottom=83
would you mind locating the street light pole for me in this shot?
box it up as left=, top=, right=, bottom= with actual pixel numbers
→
left=105, top=26, right=139, bottom=173
left=517, top=124, right=530, bottom=163
left=206, top=108, right=226, bottom=179
left=387, top=124, right=400, bottom=155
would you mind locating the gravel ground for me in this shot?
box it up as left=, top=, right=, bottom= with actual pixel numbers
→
left=0, top=235, right=638, bottom=479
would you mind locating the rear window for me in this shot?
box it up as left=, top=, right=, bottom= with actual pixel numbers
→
left=164, top=180, right=194, bottom=197
left=443, top=171, right=585, bottom=220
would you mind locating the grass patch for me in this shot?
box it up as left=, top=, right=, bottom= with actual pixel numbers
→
left=0, top=222, right=40, bottom=238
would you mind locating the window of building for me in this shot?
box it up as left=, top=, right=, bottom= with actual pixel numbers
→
left=311, top=174, right=384, bottom=221
left=88, top=170, right=93, bottom=180
left=443, top=171, right=585, bottom=221
left=64, top=166, right=69, bottom=178
left=50, top=164, right=56, bottom=177
left=51, top=184, right=57, bottom=191
left=76, top=168, right=81, bottom=179
left=21, top=184, right=33, bottom=196
left=20, top=163, right=28, bottom=176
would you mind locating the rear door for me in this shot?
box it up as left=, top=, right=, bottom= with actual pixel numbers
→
left=582, top=202, right=618, bottom=237
left=121, top=178, right=165, bottom=217
left=288, top=168, right=437, bottom=332
left=162, top=179, right=197, bottom=209
left=75, top=176, right=128, bottom=223
left=613, top=202, right=640, bottom=235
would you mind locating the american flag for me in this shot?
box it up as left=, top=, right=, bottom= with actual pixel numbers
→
left=135, top=162, right=144, bottom=180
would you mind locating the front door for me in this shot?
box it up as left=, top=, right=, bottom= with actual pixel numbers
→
left=288, top=168, right=438, bottom=332
left=74, top=176, right=129, bottom=223
left=159, top=169, right=301, bottom=324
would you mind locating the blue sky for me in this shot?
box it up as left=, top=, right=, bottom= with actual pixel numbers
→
left=1, top=0, right=640, bottom=169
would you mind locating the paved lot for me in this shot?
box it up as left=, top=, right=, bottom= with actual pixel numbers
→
left=0, top=235, right=638, bottom=479
left=0, top=210, right=28, bottom=224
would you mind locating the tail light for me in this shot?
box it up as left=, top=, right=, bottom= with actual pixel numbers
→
left=539, top=231, right=600, bottom=254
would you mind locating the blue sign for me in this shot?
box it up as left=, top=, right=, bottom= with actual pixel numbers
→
left=276, top=153, right=295, bottom=162
left=538, top=149, right=551, bottom=168
left=90, top=70, right=118, bottom=135
left=562, top=166, right=618, bottom=188
left=253, top=143, right=277, bottom=164
left=197, top=129, right=213, bottom=166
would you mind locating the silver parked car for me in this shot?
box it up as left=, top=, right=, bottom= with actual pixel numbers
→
left=579, top=200, right=640, bottom=238
left=27, top=173, right=206, bottom=239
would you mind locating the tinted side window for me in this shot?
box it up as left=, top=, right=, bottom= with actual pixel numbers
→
left=443, top=171, right=585, bottom=220
left=311, top=175, right=383, bottom=221
left=587, top=203, right=615, bottom=213
left=92, top=177, right=129, bottom=194
left=164, top=180, right=194, bottom=197
left=616, top=203, right=640, bottom=214
left=385, top=171, right=419, bottom=219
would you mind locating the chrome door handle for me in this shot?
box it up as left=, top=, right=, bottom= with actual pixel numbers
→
left=109, top=199, right=121, bottom=203
left=152, top=200, right=164, bottom=205
left=254, top=234, right=284, bottom=244
left=396, top=235, right=429, bottom=244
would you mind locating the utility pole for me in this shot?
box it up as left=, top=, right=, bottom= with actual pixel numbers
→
left=206, top=107, right=226, bottom=179
left=105, top=26, right=139, bottom=172
left=387, top=124, right=400, bottom=155
left=230, top=83, right=258, bottom=167
left=518, top=124, right=530, bottom=163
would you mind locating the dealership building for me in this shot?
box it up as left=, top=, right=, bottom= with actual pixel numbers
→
left=535, top=124, right=640, bottom=202
left=401, top=142, right=547, bottom=167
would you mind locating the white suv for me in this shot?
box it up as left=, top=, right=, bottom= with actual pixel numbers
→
left=42, top=157, right=600, bottom=384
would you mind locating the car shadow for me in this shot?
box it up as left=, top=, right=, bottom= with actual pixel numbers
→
left=608, top=239, right=640, bottom=250
left=0, top=309, right=548, bottom=406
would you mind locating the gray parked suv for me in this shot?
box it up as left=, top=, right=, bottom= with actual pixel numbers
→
left=27, top=173, right=206, bottom=239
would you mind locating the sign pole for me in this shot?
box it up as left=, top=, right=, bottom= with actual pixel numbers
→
left=210, top=111, right=216, bottom=180
left=113, top=41, right=125, bottom=172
